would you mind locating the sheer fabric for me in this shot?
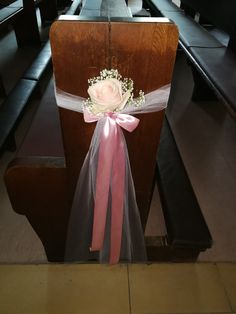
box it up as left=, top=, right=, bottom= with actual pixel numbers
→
left=55, top=84, right=170, bottom=263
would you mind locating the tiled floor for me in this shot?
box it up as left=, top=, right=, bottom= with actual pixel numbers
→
left=0, top=263, right=236, bottom=314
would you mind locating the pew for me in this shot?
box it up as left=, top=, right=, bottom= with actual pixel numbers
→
left=180, top=0, right=236, bottom=51
left=35, top=0, right=58, bottom=23
left=66, top=0, right=82, bottom=15
left=0, top=0, right=61, bottom=46
left=80, top=0, right=132, bottom=17
left=0, top=0, right=82, bottom=155
left=5, top=16, right=178, bottom=262
left=0, top=0, right=41, bottom=46
left=145, top=0, right=236, bottom=119
left=23, top=40, right=52, bottom=90
left=0, top=79, right=38, bottom=153
left=0, top=0, right=24, bottom=51
left=131, top=0, right=214, bottom=260
left=156, top=117, right=212, bottom=261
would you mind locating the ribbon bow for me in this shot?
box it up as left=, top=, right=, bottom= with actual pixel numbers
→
left=84, top=109, right=139, bottom=264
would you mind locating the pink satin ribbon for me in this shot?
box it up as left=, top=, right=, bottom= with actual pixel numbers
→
left=84, top=110, right=139, bottom=263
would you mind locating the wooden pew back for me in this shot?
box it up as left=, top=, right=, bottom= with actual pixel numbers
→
left=50, top=16, right=178, bottom=227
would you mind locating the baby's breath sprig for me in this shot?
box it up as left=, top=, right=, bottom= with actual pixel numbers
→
left=134, top=90, right=145, bottom=107
left=88, top=69, right=122, bottom=86
left=85, top=69, right=145, bottom=113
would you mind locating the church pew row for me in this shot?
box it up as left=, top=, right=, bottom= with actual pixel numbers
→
left=0, top=41, right=52, bottom=155
left=144, top=0, right=236, bottom=119
left=0, top=79, right=38, bottom=153
left=0, top=0, right=41, bottom=46
left=139, top=0, right=213, bottom=260
left=4, top=17, right=181, bottom=262
left=155, top=117, right=212, bottom=261
left=0, top=1, right=82, bottom=155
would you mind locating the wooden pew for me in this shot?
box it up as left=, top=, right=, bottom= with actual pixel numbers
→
left=0, top=1, right=24, bottom=41
left=124, top=1, right=214, bottom=260
left=5, top=16, right=178, bottom=261
left=66, top=0, right=81, bottom=15
left=0, top=0, right=82, bottom=155
left=145, top=0, right=236, bottom=119
left=35, top=0, right=58, bottom=22
left=0, top=0, right=41, bottom=46
left=80, top=0, right=132, bottom=17
left=180, top=0, right=236, bottom=51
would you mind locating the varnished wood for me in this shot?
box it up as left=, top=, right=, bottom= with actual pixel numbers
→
left=110, top=20, right=178, bottom=227
left=50, top=18, right=178, bottom=228
left=50, top=20, right=109, bottom=203
left=5, top=157, right=69, bottom=261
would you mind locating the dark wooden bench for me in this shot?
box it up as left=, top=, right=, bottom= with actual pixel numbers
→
left=156, top=117, right=212, bottom=260
left=79, top=0, right=132, bottom=17
left=0, top=0, right=82, bottom=154
left=34, top=0, right=58, bottom=22
left=0, top=2, right=22, bottom=95
left=141, top=0, right=215, bottom=259
left=66, top=0, right=81, bottom=15
left=145, top=0, right=236, bottom=119
left=0, top=0, right=41, bottom=46
left=23, top=40, right=52, bottom=90
left=0, top=1, right=23, bottom=28
left=0, top=79, right=38, bottom=154
left=0, top=40, right=52, bottom=155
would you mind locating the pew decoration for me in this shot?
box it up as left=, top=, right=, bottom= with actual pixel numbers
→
left=55, top=69, right=171, bottom=264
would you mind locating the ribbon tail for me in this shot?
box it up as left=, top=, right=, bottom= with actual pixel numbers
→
left=109, top=127, right=125, bottom=264
left=90, top=118, right=116, bottom=251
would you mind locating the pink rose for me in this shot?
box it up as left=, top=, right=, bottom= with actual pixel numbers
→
left=88, top=78, right=130, bottom=114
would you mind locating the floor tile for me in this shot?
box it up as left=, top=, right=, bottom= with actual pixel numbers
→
left=128, top=263, right=231, bottom=314
left=217, top=263, right=236, bottom=312
left=0, top=264, right=130, bottom=314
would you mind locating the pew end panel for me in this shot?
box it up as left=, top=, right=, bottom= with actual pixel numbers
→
left=4, top=157, right=69, bottom=261
left=50, top=17, right=178, bottom=228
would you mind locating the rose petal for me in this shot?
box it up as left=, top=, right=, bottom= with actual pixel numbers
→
left=116, top=90, right=131, bottom=111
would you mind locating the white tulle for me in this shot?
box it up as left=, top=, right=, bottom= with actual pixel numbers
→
left=55, top=84, right=170, bottom=263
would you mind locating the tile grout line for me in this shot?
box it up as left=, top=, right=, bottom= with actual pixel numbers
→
left=215, top=262, right=234, bottom=313
left=127, top=264, right=132, bottom=314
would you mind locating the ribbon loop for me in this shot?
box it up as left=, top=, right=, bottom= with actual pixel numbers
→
left=115, top=114, right=139, bottom=132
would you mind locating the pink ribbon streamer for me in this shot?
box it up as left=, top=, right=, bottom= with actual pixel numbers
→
left=84, top=110, right=139, bottom=263
left=55, top=83, right=170, bottom=264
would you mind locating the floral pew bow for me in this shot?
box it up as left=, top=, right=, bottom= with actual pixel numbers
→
left=55, top=69, right=170, bottom=264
